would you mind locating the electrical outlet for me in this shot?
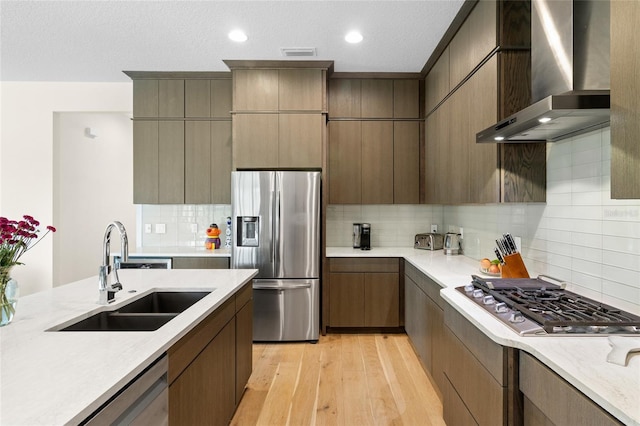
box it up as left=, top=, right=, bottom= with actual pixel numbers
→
left=190, top=223, right=198, bottom=233
left=430, top=224, right=438, bottom=233
left=155, top=223, right=166, bottom=234
left=144, top=224, right=152, bottom=234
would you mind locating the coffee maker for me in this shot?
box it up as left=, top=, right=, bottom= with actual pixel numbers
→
left=352, top=223, right=362, bottom=248
left=360, top=223, right=371, bottom=250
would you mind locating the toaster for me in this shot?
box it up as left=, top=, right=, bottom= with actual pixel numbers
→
left=414, top=233, right=444, bottom=250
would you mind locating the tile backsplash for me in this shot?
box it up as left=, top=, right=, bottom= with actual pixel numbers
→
left=137, top=204, right=231, bottom=248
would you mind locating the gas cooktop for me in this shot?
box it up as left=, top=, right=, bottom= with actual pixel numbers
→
left=457, top=275, right=640, bottom=336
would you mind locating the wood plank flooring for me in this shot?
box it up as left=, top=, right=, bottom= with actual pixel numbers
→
left=231, top=334, right=445, bottom=426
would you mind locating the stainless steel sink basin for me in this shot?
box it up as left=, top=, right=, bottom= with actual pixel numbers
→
left=117, top=291, right=211, bottom=314
left=54, top=291, right=212, bottom=332
left=59, top=312, right=177, bottom=332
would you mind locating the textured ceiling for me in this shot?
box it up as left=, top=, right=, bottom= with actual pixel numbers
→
left=0, top=0, right=465, bottom=82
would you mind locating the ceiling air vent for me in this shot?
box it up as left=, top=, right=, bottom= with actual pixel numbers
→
left=280, top=47, right=316, bottom=57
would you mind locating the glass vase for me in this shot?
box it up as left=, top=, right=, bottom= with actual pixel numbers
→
left=1, top=266, right=19, bottom=327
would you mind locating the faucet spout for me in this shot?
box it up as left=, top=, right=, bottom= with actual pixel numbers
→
left=98, top=221, right=128, bottom=304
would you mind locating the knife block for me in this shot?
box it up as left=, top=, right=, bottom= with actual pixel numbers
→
left=501, top=253, right=530, bottom=278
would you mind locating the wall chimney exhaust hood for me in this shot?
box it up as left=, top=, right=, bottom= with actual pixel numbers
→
left=477, top=0, right=610, bottom=143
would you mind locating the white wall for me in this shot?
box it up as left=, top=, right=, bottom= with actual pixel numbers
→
left=0, top=82, right=132, bottom=295
left=53, top=112, right=136, bottom=287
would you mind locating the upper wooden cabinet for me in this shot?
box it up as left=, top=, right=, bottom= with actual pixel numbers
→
left=329, top=77, right=420, bottom=119
left=126, top=72, right=233, bottom=204
left=185, top=79, right=232, bottom=118
left=611, top=0, right=640, bottom=199
left=227, top=61, right=332, bottom=112
left=328, top=120, right=419, bottom=204
left=424, top=0, right=545, bottom=204
left=133, top=79, right=185, bottom=118
left=226, top=61, right=331, bottom=170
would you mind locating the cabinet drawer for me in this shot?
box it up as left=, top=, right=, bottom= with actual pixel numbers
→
left=329, top=257, right=399, bottom=273
left=405, top=262, right=444, bottom=308
left=444, top=304, right=505, bottom=384
left=519, top=352, right=622, bottom=426
left=168, top=297, right=235, bottom=384
left=443, top=323, right=505, bottom=426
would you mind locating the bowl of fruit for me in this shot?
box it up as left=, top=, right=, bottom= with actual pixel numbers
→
left=480, top=258, right=501, bottom=277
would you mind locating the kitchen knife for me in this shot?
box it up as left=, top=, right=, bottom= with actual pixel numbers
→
left=504, top=233, right=518, bottom=253
left=496, top=239, right=509, bottom=256
left=494, top=248, right=505, bottom=265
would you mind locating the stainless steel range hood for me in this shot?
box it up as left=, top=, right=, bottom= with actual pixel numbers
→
left=477, top=0, right=610, bottom=143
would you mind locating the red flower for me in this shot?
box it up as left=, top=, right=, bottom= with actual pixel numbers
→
left=47, top=226, right=57, bottom=232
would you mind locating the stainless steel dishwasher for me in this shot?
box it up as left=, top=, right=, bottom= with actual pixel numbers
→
left=83, top=354, right=168, bottom=425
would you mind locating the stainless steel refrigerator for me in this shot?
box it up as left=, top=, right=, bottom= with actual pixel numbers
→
left=231, top=171, right=320, bottom=342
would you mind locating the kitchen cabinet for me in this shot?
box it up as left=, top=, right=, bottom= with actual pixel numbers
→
left=232, top=113, right=323, bottom=169
left=443, top=303, right=521, bottom=426
left=168, top=282, right=252, bottom=425
left=126, top=72, right=233, bottom=204
left=133, top=79, right=185, bottom=118
left=610, top=0, right=640, bottom=199
left=404, top=262, right=445, bottom=393
left=227, top=61, right=331, bottom=170
left=133, top=121, right=184, bottom=204
left=424, top=0, right=545, bottom=204
left=329, top=77, right=420, bottom=119
left=519, top=352, right=621, bottom=426
left=328, top=120, right=419, bottom=204
left=185, top=79, right=232, bottom=118
left=171, top=257, right=230, bottom=269
left=326, top=258, right=401, bottom=329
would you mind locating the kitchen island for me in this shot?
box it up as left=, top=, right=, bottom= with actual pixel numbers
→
left=327, top=247, right=640, bottom=426
left=0, top=268, right=257, bottom=425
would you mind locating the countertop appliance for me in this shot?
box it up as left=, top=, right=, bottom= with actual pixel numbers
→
left=359, top=223, right=371, bottom=250
left=459, top=275, right=640, bottom=336
left=443, top=232, right=462, bottom=255
left=414, top=233, right=444, bottom=250
left=231, top=171, right=320, bottom=342
left=353, top=223, right=362, bottom=248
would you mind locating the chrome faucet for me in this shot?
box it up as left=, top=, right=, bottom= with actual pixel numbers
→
left=98, top=221, right=128, bottom=304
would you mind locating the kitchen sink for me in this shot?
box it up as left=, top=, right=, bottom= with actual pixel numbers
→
left=117, top=291, right=211, bottom=314
left=59, top=312, right=177, bottom=332
left=54, top=291, right=212, bottom=332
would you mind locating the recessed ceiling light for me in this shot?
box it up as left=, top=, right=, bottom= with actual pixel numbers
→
left=345, top=31, right=363, bottom=44
left=538, top=117, right=552, bottom=123
left=228, top=30, right=247, bottom=42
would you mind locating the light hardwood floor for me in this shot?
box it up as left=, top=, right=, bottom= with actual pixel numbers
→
left=231, top=334, right=446, bottom=426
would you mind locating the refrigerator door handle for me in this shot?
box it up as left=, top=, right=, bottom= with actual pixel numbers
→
left=274, top=188, right=281, bottom=271
left=253, top=283, right=312, bottom=290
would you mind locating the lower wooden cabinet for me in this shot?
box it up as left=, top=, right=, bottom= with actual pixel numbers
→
left=167, top=282, right=252, bottom=425
left=519, top=352, right=622, bottom=426
left=404, top=262, right=445, bottom=392
left=326, top=257, right=401, bottom=329
left=443, top=304, right=521, bottom=426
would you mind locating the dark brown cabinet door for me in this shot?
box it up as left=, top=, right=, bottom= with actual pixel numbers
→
left=328, top=121, right=362, bottom=204
left=169, top=320, right=236, bottom=426
left=362, top=121, right=393, bottom=204
left=364, top=272, right=399, bottom=327
left=393, top=121, right=420, bottom=203
left=235, top=299, right=253, bottom=404
left=361, top=79, right=393, bottom=118
left=329, top=273, right=365, bottom=327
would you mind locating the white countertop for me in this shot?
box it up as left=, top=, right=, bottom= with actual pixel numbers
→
left=0, top=268, right=257, bottom=425
left=327, top=246, right=640, bottom=426
left=125, top=246, right=231, bottom=257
